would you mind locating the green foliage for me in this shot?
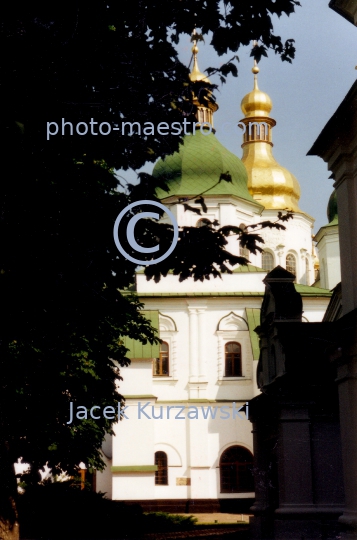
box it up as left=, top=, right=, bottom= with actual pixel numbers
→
left=143, top=511, right=197, bottom=531
left=18, top=482, right=196, bottom=539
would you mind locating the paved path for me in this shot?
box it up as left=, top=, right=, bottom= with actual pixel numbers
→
left=177, top=514, right=250, bottom=524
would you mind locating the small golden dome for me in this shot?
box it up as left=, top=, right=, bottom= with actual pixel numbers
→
left=189, top=43, right=211, bottom=83
left=241, top=73, right=273, bottom=118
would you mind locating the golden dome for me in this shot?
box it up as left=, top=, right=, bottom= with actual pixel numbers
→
left=189, top=43, right=211, bottom=83
left=239, top=64, right=303, bottom=213
left=188, top=33, right=217, bottom=127
left=241, top=65, right=272, bottom=118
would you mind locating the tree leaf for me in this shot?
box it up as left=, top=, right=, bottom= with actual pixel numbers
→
left=194, top=196, right=207, bottom=213
left=183, top=204, right=201, bottom=215
left=219, top=172, right=232, bottom=183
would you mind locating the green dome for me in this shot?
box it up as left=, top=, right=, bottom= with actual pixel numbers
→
left=153, top=130, right=261, bottom=206
left=327, top=190, right=338, bottom=224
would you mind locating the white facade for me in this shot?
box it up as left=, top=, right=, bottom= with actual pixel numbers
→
left=315, top=223, right=341, bottom=290
left=160, top=196, right=315, bottom=286
left=97, top=234, right=331, bottom=507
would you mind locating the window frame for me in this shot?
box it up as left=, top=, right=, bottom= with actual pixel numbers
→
left=220, top=445, right=254, bottom=493
left=153, top=341, right=169, bottom=377
left=262, top=251, right=274, bottom=272
left=155, top=451, right=168, bottom=485
left=286, top=253, right=297, bottom=277
left=196, top=218, right=211, bottom=228
left=238, top=223, right=250, bottom=259
left=224, top=341, right=242, bottom=377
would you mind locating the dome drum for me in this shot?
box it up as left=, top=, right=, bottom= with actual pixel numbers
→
left=239, top=116, right=276, bottom=145
left=240, top=67, right=304, bottom=213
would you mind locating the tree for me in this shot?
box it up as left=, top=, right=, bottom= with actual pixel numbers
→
left=0, top=1, right=299, bottom=536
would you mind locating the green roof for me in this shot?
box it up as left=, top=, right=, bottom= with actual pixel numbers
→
left=153, top=131, right=262, bottom=207
left=136, top=264, right=265, bottom=275
left=294, top=284, right=332, bottom=296
left=111, top=465, right=158, bottom=473
left=323, top=215, right=338, bottom=228
left=232, top=265, right=265, bottom=273
left=130, top=285, right=332, bottom=299
left=123, top=310, right=160, bottom=359
left=133, top=292, right=265, bottom=297
left=317, top=216, right=338, bottom=234
left=246, top=308, right=261, bottom=360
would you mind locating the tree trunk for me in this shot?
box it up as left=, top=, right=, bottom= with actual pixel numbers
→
left=0, top=520, right=19, bottom=540
left=0, top=442, right=19, bottom=540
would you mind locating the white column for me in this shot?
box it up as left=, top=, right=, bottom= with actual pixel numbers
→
left=276, top=245, right=285, bottom=266
left=300, top=248, right=307, bottom=285
left=197, top=309, right=206, bottom=380
left=189, top=308, right=199, bottom=380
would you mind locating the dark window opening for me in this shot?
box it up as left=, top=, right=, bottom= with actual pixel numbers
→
left=196, top=218, right=211, bottom=228
left=225, top=342, right=242, bottom=377
left=220, top=446, right=254, bottom=493
left=155, top=451, right=168, bottom=485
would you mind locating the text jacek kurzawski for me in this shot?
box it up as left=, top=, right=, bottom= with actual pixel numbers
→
left=66, top=402, right=249, bottom=424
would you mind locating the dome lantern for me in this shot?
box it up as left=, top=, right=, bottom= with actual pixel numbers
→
left=239, top=61, right=304, bottom=213
left=188, top=30, right=218, bottom=129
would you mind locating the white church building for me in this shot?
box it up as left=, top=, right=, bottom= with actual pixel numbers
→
left=96, top=46, right=336, bottom=512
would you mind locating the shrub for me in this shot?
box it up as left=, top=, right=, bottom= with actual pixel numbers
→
left=18, top=482, right=197, bottom=539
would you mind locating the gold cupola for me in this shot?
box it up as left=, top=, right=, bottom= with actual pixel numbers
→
left=189, top=31, right=218, bottom=128
left=239, top=62, right=302, bottom=212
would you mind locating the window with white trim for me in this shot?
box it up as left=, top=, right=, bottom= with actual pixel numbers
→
left=153, top=341, right=169, bottom=376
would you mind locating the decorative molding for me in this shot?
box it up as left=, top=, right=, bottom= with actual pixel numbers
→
left=123, top=394, right=157, bottom=400
left=111, top=465, right=157, bottom=473
left=159, top=312, right=177, bottom=332
left=172, top=332, right=177, bottom=380
left=154, top=443, right=182, bottom=467
left=156, top=313, right=178, bottom=380
left=216, top=331, right=253, bottom=382
left=217, top=334, right=223, bottom=380
left=217, top=312, right=248, bottom=331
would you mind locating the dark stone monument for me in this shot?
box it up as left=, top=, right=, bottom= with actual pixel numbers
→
left=249, top=266, right=345, bottom=539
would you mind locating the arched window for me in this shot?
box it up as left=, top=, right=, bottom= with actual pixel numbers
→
left=196, top=218, right=211, bottom=228
left=155, top=451, right=168, bottom=485
left=153, top=341, right=169, bottom=376
left=262, top=251, right=274, bottom=272
left=225, top=342, right=242, bottom=377
left=220, top=446, right=254, bottom=493
left=239, top=224, right=250, bottom=259
left=286, top=253, right=296, bottom=276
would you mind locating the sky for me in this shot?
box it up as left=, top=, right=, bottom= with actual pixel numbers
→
left=125, top=0, right=357, bottom=234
